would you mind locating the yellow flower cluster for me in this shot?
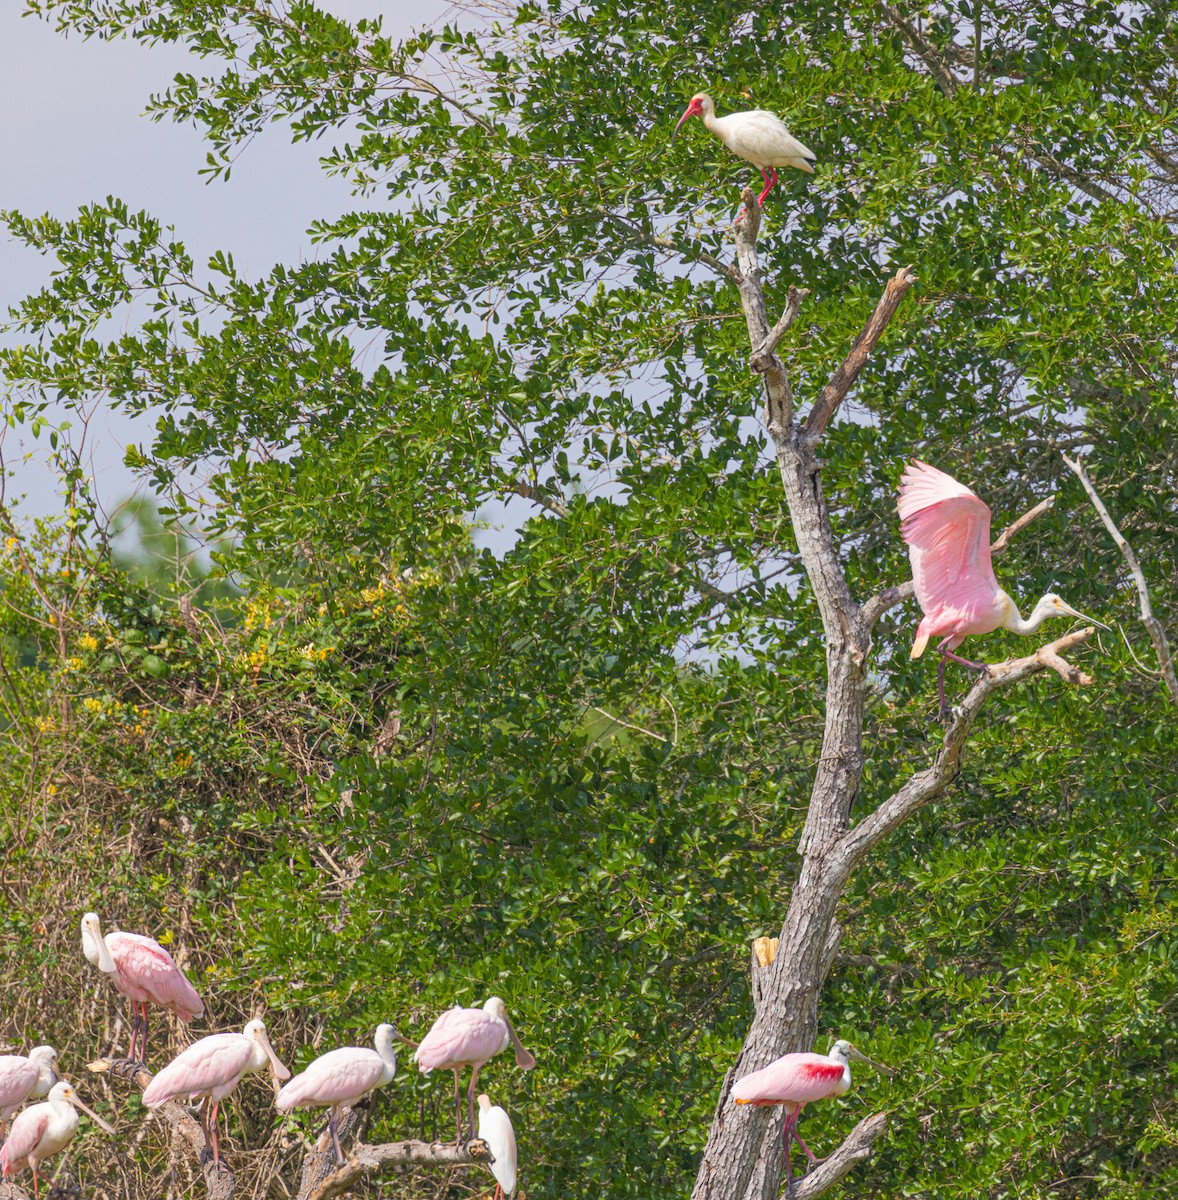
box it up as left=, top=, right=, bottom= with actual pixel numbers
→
left=235, top=645, right=269, bottom=672
left=82, top=697, right=105, bottom=714
left=77, top=633, right=100, bottom=652
left=298, top=643, right=335, bottom=663
left=65, top=657, right=85, bottom=673
left=243, top=597, right=276, bottom=632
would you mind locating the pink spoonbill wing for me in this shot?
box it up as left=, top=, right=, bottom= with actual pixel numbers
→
left=732, top=1053, right=846, bottom=1108
left=898, top=461, right=999, bottom=621
left=415, top=1009, right=505, bottom=1072
left=142, top=1034, right=255, bottom=1106
left=277, top=1048, right=388, bottom=1110
left=106, top=932, right=204, bottom=1018
left=0, top=1107, right=49, bottom=1173
left=0, top=1059, right=40, bottom=1114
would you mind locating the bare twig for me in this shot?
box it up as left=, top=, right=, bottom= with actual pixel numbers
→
left=1062, top=453, right=1177, bottom=703
left=877, top=3, right=960, bottom=96
left=802, top=266, right=917, bottom=444
left=863, top=492, right=1056, bottom=628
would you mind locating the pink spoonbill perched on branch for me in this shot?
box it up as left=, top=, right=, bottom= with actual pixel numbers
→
left=732, top=1040, right=884, bottom=1194
left=671, top=93, right=815, bottom=214
left=0, top=1047, right=59, bottom=1139
left=477, top=1093, right=518, bottom=1199
left=0, top=1081, right=114, bottom=1200
left=141, top=1018, right=290, bottom=1172
left=276, top=1023, right=397, bottom=1164
left=81, top=911, right=204, bottom=1064
left=414, top=997, right=535, bottom=1144
left=898, top=461, right=1107, bottom=716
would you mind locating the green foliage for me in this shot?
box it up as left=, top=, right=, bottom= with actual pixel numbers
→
left=1, top=1, right=1177, bottom=1198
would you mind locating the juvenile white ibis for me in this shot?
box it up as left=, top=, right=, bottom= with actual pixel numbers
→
left=898, top=460, right=1107, bottom=715
left=0, top=1081, right=114, bottom=1200
left=477, top=1093, right=518, bottom=1199
left=672, top=93, right=816, bottom=210
left=81, top=911, right=204, bottom=1063
left=732, top=1039, right=884, bottom=1193
left=414, top=997, right=535, bottom=1143
left=276, top=1024, right=398, bottom=1164
left=141, top=1019, right=290, bottom=1172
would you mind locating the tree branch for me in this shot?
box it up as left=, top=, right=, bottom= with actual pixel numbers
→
left=862, top=493, right=1056, bottom=628
left=749, top=286, right=809, bottom=375
left=1061, top=453, right=1177, bottom=703
left=298, top=1137, right=493, bottom=1200
left=801, top=266, right=917, bottom=445
left=877, top=3, right=960, bottom=96
left=839, top=628, right=1097, bottom=867
left=790, top=1112, right=890, bottom=1200
left=89, top=1058, right=235, bottom=1200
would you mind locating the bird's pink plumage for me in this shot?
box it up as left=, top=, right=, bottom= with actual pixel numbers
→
left=899, top=461, right=1002, bottom=648
left=277, top=1048, right=386, bottom=1110
left=0, top=1059, right=39, bottom=1113
left=414, top=1008, right=505, bottom=1072
left=731, top=1053, right=846, bottom=1108
left=142, top=1034, right=254, bottom=1107
left=106, top=931, right=204, bottom=1019
left=0, top=1107, right=48, bottom=1174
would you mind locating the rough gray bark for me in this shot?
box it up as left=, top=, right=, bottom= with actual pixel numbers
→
left=689, top=190, right=1099, bottom=1200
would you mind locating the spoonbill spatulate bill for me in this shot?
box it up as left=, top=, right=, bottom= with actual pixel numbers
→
left=898, top=460, right=1107, bottom=716
left=671, top=93, right=815, bottom=211
left=414, top=997, right=535, bottom=1144
left=0, top=1081, right=114, bottom=1200
left=732, top=1040, right=880, bottom=1193
left=276, top=1024, right=397, bottom=1164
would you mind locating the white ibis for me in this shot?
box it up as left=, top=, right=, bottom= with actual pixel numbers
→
left=477, top=1093, right=518, bottom=1199
left=671, top=93, right=816, bottom=209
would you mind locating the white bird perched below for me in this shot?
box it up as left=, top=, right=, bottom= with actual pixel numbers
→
left=672, top=92, right=816, bottom=213
left=276, top=1024, right=398, bottom=1164
left=0, top=1081, right=115, bottom=1200
left=477, top=1093, right=518, bottom=1199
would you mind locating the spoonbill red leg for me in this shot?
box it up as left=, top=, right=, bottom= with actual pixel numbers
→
left=209, top=1101, right=225, bottom=1173
left=936, top=645, right=989, bottom=718
left=781, top=1112, right=796, bottom=1193
left=465, top=1064, right=484, bottom=1145
left=451, top=1068, right=464, bottom=1142
left=139, top=1001, right=150, bottom=1062
left=328, top=1105, right=345, bottom=1164
left=791, top=1124, right=819, bottom=1164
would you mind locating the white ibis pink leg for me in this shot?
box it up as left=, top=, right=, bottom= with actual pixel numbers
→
left=757, top=167, right=779, bottom=206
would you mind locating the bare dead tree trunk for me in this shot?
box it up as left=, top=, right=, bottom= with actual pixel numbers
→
left=689, top=191, right=1098, bottom=1200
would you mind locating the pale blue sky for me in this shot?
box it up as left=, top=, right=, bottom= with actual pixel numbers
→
left=0, top=2, right=450, bottom=527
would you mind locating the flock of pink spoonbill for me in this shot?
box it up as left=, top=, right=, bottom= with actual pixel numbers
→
left=0, top=913, right=529, bottom=1198
left=0, top=458, right=1103, bottom=1195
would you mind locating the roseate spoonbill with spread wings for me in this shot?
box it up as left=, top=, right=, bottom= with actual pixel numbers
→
left=81, top=911, right=204, bottom=1063
left=671, top=93, right=815, bottom=214
left=898, top=460, right=1107, bottom=716
left=477, top=1093, right=518, bottom=1199
left=414, top=997, right=535, bottom=1143
left=141, top=1019, right=290, bottom=1171
left=732, top=1040, right=882, bottom=1194
left=276, top=1024, right=397, bottom=1164
left=0, top=1081, right=115, bottom=1200
left=0, top=1047, right=58, bottom=1138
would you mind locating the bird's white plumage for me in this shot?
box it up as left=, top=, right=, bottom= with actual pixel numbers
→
left=477, top=1094, right=518, bottom=1197
left=709, top=109, right=816, bottom=170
